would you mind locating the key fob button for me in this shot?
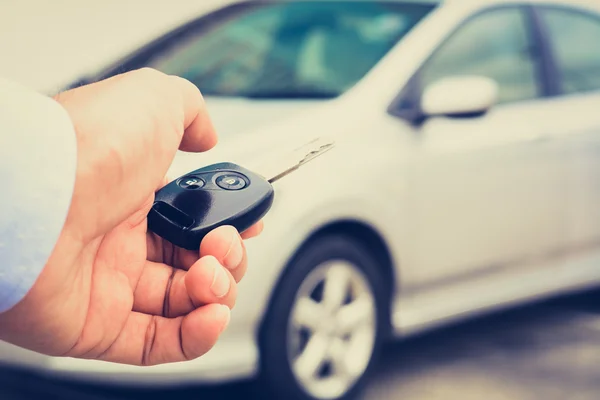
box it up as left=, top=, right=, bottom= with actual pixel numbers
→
left=178, top=176, right=205, bottom=190
left=215, top=173, right=247, bottom=190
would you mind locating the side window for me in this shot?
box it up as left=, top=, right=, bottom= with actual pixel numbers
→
left=538, top=7, right=600, bottom=95
left=420, top=8, right=540, bottom=104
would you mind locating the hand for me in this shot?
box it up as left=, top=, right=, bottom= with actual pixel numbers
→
left=0, top=68, right=263, bottom=366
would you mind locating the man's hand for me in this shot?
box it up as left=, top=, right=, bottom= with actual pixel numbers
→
left=0, top=68, right=263, bottom=366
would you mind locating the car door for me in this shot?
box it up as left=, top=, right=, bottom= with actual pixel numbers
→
left=531, top=5, right=600, bottom=251
left=394, top=5, right=570, bottom=287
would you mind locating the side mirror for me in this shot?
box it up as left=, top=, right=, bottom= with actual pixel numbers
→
left=420, top=75, right=499, bottom=119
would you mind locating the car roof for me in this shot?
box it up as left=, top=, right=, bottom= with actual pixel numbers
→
left=440, top=0, right=600, bottom=10
left=241, top=0, right=600, bottom=13
left=291, top=0, right=600, bottom=9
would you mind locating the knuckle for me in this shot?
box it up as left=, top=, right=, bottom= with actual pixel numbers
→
left=135, top=67, right=165, bottom=79
left=162, top=269, right=178, bottom=318
left=142, top=316, right=159, bottom=366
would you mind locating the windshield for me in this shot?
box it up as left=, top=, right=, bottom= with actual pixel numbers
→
left=99, top=1, right=435, bottom=99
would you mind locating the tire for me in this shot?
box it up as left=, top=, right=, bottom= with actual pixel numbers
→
left=257, top=234, right=389, bottom=400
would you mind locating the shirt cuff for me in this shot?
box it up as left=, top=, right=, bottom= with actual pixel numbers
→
left=0, top=77, right=77, bottom=313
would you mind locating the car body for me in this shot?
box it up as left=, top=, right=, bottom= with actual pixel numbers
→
left=2, top=0, right=600, bottom=399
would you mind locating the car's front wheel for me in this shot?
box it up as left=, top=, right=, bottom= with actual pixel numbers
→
left=258, top=234, right=389, bottom=400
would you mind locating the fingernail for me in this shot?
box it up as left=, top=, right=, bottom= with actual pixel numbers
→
left=210, top=259, right=230, bottom=298
left=218, top=305, right=231, bottom=333
left=224, top=228, right=243, bottom=269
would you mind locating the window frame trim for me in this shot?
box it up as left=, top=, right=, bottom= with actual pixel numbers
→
left=530, top=3, right=600, bottom=97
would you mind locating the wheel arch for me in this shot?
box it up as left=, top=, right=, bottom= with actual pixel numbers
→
left=257, top=218, right=398, bottom=344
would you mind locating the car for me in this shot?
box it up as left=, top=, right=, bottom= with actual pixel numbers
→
left=2, top=0, right=600, bottom=399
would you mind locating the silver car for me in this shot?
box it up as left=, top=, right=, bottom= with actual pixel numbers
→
left=2, top=1, right=600, bottom=399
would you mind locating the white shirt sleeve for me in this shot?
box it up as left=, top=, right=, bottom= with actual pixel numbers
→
left=0, top=77, right=77, bottom=313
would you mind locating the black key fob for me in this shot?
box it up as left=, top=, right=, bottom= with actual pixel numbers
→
left=147, top=162, right=274, bottom=251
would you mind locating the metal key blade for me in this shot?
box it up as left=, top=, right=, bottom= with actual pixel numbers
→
left=255, top=137, right=335, bottom=183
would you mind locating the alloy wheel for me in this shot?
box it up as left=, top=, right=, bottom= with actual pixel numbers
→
left=287, top=260, right=377, bottom=399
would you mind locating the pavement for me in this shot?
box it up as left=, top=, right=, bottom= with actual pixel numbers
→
left=1, top=289, right=600, bottom=400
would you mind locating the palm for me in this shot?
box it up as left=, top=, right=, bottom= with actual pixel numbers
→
left=10, top=199, right=156, bottom=361
left=65, top=211, right=151, bottom=364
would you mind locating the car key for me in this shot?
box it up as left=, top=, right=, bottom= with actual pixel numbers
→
left=147, top=138, right=335, bottom=250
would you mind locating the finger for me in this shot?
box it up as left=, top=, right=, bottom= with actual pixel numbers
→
left=93, top=304, right=230, bottom=366
left=146, top=234, right=199, bottom=270
left=146, top=224, right=249, bottom=277
left=199, top=225, right=247, bottom=283
left=169, top=75, right=217, bottom=153
left=185, top=256, right=238, bottom=310
left=146, top=223, right=250, bottom=274
left=241, top=221, right=264, bottom=240
left=132, top=257, right=237, bottom=318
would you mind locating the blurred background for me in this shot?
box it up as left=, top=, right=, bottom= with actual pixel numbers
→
left=2, top=1, right=600, bottom=399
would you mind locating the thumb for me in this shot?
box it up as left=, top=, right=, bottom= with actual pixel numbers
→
left=56, top=69, right=217, bottom=242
